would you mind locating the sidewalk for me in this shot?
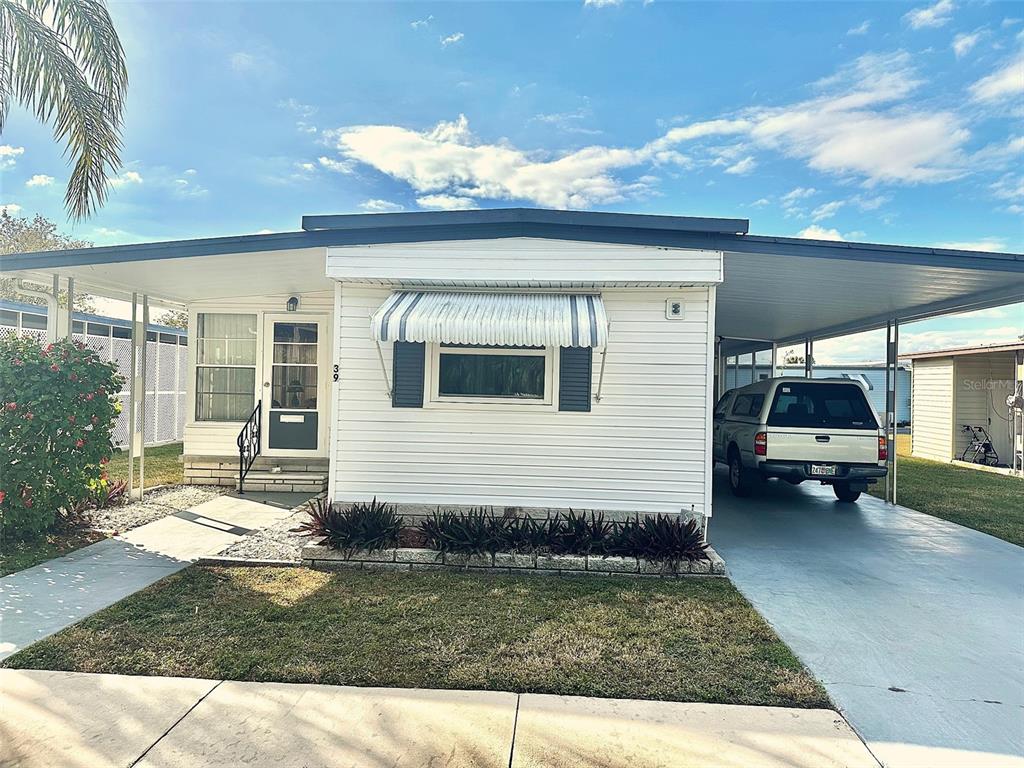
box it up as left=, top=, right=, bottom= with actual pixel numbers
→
left=0, top=493, right=308, bottom=661
left=0, top=669, right=880, bottom=768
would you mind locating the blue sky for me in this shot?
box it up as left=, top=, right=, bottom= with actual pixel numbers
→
left=0, top=0, right=1021, bottom=360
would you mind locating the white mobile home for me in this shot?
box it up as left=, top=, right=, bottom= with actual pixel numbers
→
left=906, top=343, right=1024, bottom=475
left=3, top=208, right=1022, bottom=519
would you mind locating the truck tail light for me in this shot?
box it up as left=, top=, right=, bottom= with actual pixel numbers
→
left=754, top=432, right=767, bottom=456
left=878, top=436, right=888, bottom=461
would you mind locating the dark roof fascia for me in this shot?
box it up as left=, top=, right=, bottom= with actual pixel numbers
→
left=301, top=208, right=751, bottom=236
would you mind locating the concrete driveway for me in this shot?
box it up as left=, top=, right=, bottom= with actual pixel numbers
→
left=709, top=467, right=1024, bottom=768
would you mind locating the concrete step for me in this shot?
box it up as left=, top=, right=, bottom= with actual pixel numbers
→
left=236, top=470, right=327, bottom=494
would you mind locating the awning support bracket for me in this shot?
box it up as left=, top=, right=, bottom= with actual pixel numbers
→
left=594, top=345, right=608, bottom=403
left=375, top=340, right=392, bottom=399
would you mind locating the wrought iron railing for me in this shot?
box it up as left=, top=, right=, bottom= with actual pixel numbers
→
left=236, top=400, right=261, bottom=495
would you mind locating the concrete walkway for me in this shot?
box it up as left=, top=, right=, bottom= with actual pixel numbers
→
left=0, top=669, right=881, bottom=768
left=0, top=493, right=308, bottom=661
left=710, top=468, right=1024, bottom=768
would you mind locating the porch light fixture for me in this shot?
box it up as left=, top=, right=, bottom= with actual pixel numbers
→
left=286, top=296, right=299, bottom=312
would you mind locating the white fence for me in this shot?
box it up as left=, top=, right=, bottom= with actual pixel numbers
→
left=0, top=325, right=187, bottom=447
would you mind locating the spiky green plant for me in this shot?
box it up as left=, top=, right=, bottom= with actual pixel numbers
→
left=0, top=0, right=128, bottom=219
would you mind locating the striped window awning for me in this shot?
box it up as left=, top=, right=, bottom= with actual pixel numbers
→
left=370, top=291, right=609, bottom=348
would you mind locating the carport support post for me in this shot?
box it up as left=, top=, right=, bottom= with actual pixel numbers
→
left=139, top=295, right=148, bottom=498
left=748, top=352, right=756, bottom=386
left=884, top=320, right=899, bottom=504
left=804, top=339, right=813, bottom=378
left=770, top=342, right=778, bottom=379
left=65, top=277, right=74, bottom=339
left=128, top=294, right=137, bottom=500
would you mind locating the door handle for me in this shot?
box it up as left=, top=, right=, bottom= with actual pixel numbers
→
left=815, top=435, right=830, bottom=442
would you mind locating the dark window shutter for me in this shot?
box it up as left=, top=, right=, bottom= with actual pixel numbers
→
left=392, top=342, right=425, bottom=407
left=559, top=347, right=592, bottom=412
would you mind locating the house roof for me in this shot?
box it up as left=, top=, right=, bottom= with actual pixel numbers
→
left=1, top=207, right=1021, bottom=349
left=901, top=341, right=1024, bottom=360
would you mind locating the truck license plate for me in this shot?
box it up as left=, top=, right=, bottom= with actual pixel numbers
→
left=810, top=464, right=838, bottom=477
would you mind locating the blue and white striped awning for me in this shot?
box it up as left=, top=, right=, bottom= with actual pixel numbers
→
left=370, top=291, right=609, bottom=348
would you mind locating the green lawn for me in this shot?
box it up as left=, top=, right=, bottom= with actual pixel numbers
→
left=1, top=529, right=108, bottom=576
left=2, top=566, right=829, bottom=709
left=107, top=442, right=184, bottom=488
left=868, top=434, right=1023, bottom=546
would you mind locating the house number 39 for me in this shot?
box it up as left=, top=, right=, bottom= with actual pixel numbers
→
left=333, top=365, right=339, bottom=382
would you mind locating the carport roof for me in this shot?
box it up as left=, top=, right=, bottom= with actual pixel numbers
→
left=1, top=208, right=1022, bottom=347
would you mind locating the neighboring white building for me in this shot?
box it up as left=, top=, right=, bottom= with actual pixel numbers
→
left=905, top=342, right=1024, bottom=475
left=3, top=208, right=1023, bottom=520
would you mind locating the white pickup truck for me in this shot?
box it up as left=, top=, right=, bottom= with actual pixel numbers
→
left=713, top=378, right=888, bottom=502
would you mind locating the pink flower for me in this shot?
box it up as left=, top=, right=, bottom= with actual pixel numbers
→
left=44, top=343, right=54, bottom=353
left=91, top=415, right=99, bottom=424
left=12, top=358, right=22, bottom=366
left=70, top=373, right=79, bottom=383
left=50, top=364, right=59, bottom=373
left=68, top=415, right=76, bottom=424
left=5, top=402, right=16, bottom=411
left=100, top=456, right=109, bottom=465
left=85, top=393, right=94, bottom=401
left=0, top=490, right=5, bottom=504
left=23, top=498, right=33, bottom=508
left=24, top=412, right=33, bottom=421
left=75, top=438, right=85, bottom=448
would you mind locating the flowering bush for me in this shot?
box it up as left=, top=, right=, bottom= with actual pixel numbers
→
left=0, top=336, right=123, bottom=540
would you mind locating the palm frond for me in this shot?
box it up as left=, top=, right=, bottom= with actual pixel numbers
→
left=0, top=0, right=125, bottom=219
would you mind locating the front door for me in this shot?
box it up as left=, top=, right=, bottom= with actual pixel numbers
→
left=262, top=315, right=327, bottom=454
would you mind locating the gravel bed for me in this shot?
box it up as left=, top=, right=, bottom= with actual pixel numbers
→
left=216, top=505, right=314, bottom=563
left=89, top=486, right=224, bottom=534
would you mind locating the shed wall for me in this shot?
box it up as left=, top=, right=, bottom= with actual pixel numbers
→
left=911, top=358, right=955, bottom=462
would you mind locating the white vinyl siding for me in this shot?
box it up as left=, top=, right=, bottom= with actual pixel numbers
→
left=183, top=291, right=334, bottom=458
left=333, top=284, right=714, bottom=516
left=911, top=358, right=954, bottom=462
left=327, top=238, right=723, bottom=287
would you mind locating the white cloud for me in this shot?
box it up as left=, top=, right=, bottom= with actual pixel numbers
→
left=796, top=225, right=845, bottom=241
left=229, top=51, right=275, bottom=75
left=323, top=52, right=974, bottom=209
left=109, top=170, right=143, bottom=188
left=584, top=0, right=623, bottom=6
left=183, top=168, right=197, bottom=176
left=933, top=237, right=1008, bottom=251
left=904, top=0, right=955, bottom=30
left=0, top=145, right=25, bottom=170
left=853, top=193, right=891, bottom=211
left=278, top=98, right=317, bottom=118
left=811, top=200, right=844, bottom=221
left=25, top=174, right=54, bottom=188
left=360, top=199, right=404, bottom=213
left=318, top=155, right=354, bottom=174
left=171, top=176, right=208, bottom=199
left=440, top=32, right=464, bottom=47
left=724, top=156, right=757, bottom=175
left=747, top=52, right=967, bottom=184
left=847, top=20, right=871, bottom=36
left=969, top=54, right=1024, bottom=102
left=751, top=197, right=771, bottom=207
left=899, top=325, right=1023, bottom=355
left=255, top=228, right=275, bottom=235
left=410, top=15, right=433, bottom=30
left=416, top=194, right=478, bottom=210
left=781, top=187, right=817, bottom=205
left=991, top=173, right=1024, bottom=202
left=952, top=30, right=983, bottom=58
left=0, top=203, right=22, bottom=215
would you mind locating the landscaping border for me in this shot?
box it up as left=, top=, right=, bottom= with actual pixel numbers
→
left=300, top=544, right=727, bottom=577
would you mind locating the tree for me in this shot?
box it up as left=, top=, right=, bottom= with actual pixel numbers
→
left=0, top=210, right=96, bottom=313
left=0, top=0, right=128, bottom=219
left=156, top=309, right=187, bottom=330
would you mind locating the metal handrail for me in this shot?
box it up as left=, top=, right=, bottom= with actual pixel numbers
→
left=236, top=400, right=261, bottom=494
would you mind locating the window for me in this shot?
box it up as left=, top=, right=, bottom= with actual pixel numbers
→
left=21, top=312, right=46, bottom=330
left=195, top=313, right=257, bottom=421
left=270, top=322, right=318, bottom=409
left=431, top=344, right=552, bottom=405
left=72, top=320, right=85, bottom=333
left=87, top=322, right=111, bottom=337
left=732, top=393, right=765, bottom=417
left=767, top=382, right=877, bottom=430
left=112, top=325, right=132, bottom=339
left=713, top=392, right=733, bottom=420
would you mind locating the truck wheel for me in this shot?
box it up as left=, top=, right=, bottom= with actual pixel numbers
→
left=728, top=451, right=753, bottom=497
left=833, top=482, right=861, bottom=503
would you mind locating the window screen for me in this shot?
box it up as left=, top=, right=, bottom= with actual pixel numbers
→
left=195, top=313, right=257, bottom=421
